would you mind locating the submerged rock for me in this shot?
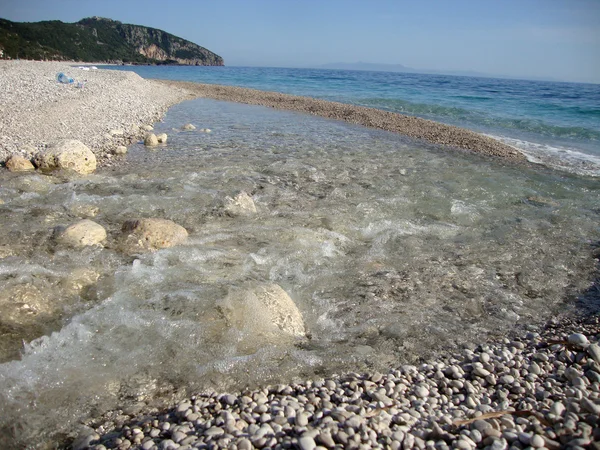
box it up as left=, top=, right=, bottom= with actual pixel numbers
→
left=0, top=284, right=55, bottom=326
left=223, top=191, right=257, bottom=216
left=121, top=218, right=188, bottom=251
left=55, top=219, right=107, bottom=247
left=182, top=123, right=196, bottom=131
left=156, top=133, right=168, bottom=143
left=33, top=139, right=97, bottom=175
left=143, top=133, right=159, bottom=147
left=217, top=283, right=306, bottom=338
left=5, top=155, right=35, bottom=172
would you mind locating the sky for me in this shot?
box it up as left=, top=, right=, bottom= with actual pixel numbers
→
left=1, top=0, right=599, bottom=83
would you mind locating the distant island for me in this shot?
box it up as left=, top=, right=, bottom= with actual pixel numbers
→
left=317, top=62, right=559, bottom=82
left=0, top=16, right=224, bottom=66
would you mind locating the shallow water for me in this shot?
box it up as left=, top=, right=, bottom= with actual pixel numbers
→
left=0, top=98, right=599, bottom=446
left=104, top=65, right=600, bottom=176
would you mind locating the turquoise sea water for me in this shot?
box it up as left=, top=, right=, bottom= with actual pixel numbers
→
left=103, top=65, right=600, bottom=176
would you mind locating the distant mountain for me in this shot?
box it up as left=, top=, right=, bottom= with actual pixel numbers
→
left=319, top=62, right=413, bottom=72
left=316, top=62, right=560, bottom=82
left=0, top=16, right=224, bottom=66
left=317, top=62, right=491, bottom=77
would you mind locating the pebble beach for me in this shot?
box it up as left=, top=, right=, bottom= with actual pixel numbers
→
left=0, top=61, right=598, bottom=449
left=0, top=61, right=192, bottom=166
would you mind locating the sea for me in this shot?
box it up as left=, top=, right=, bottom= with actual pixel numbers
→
left=106, top=65, right=600, bottom=177
left=0, top=66, right=599, bottom=447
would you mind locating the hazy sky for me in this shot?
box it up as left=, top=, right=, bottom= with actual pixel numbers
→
left=2, top=0, right=599, bottom=83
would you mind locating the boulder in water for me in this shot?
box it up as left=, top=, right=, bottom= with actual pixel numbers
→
left=144, top=133, right=159, bottom=147
left=55, top=219, right=107, bottom=247
left=156, top=133, right=168, bottom=143
left=33, top=140, right=97, bottom=174
left=5, top=155, right=35, bottom=172
left=182, top=123, right=196, bottom=131
left=224, top=191, right=257, bottom=216
left=121, top=218, right=188, bottom=251
left=217, top=283, right=306, bottom=339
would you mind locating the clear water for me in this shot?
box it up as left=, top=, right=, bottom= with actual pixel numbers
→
left=0, top=98, right=599, bottom=447
left=102, top=65, right=600, bottom=176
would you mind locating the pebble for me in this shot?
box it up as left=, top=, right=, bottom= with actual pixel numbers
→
left=568, top=333, right=589, bottom=348
left=86, top=316, right=599, bottom=450
left=298, top=435, right=316, bottom=450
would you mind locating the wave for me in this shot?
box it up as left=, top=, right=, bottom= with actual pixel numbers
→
left=354, top=97, right=600, bottom=141
left=489, top=135, right=600, bottom=177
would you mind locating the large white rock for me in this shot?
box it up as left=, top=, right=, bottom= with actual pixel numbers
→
left=55, top=219, right=107, bottom=247
left=33, top=140, right=97, bottom=174
left=224, top=191, right=257, bottom=216
left=156, top=133, right=168, bottom=143
left=182, top=123, right=196, bottom=131
left=121, top=218, right=188, bottom=251
left=5, top=155, right=35, bottom=172
left=217, top=283, right=306, bottom=338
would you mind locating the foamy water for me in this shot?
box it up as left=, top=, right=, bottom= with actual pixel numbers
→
left=0, top=99, right=598, bottom=447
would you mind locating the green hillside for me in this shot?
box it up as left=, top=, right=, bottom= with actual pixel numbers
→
left=0, top=17, right=224, bottom=65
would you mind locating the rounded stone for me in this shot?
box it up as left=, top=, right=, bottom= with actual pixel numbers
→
left=217, top=283, right=306, bottom=338
left=182, top=123, right=196, bottom=131
left=156, top=133, right=168, bottom=143
left=567, top=333, right=589, bottom=348
left=5, top=155, right=35, bottom=172
left=298, top=435, right=316, bottom=450
left=144, top=133, right=159, bottom=147
left=113, top=146, right=128, bottom=155
left=55, top=219, right=107, bottom=247
left=223, top=191, right=257, bottom=216
left=121, top=218, right=188, bottom=251
left=33, top=139, right=96, bottom=174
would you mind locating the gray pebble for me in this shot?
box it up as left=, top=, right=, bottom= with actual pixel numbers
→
left=298, top=435, right=316, bottom=450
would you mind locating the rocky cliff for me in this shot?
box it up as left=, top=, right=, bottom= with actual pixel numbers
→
left=0, top=16, right=224, bottom=66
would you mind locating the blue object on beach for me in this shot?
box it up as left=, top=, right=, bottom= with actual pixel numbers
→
left=56, top=72, right=74, bottom=84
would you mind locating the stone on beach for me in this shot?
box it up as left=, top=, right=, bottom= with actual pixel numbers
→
left=182, top=123, right=196, bottom=130
left=217, top=283, right=306, bottom=338
left=141, top=125, right=154, bottom=131
left=143, top=133, right=159, bottom=147
left=113, top=146, right=128, bottom=155
left=156, top=133, right=168, bottom=143
left=33, top=139, right=97, bottom=174
left=223, top=191, right=257, bottom=216
left=5, top=155, right=35, bottom=172
left=120, top=218, right=188, bottom=251
left=54, top=219, right=107, bottom=247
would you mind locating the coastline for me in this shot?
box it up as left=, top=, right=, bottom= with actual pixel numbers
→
left=0, top=60, right=525, bottom=169
left=155, top=80, right=526, bottom=161
left=1, top=62, right=598, bottom=449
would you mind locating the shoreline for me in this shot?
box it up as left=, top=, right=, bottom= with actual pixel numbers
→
left=155, top=80, right=526, bottom=161
left=1, top=62, right=598, bottom=449
left=0, top=61, right=526, bottom=169
left=86, top=313, right=600, bottom=450
left=0, top=61, right=191, bottom=167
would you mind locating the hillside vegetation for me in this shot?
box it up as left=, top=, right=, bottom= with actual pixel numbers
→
left=0, top=16, right=224, bottom=65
